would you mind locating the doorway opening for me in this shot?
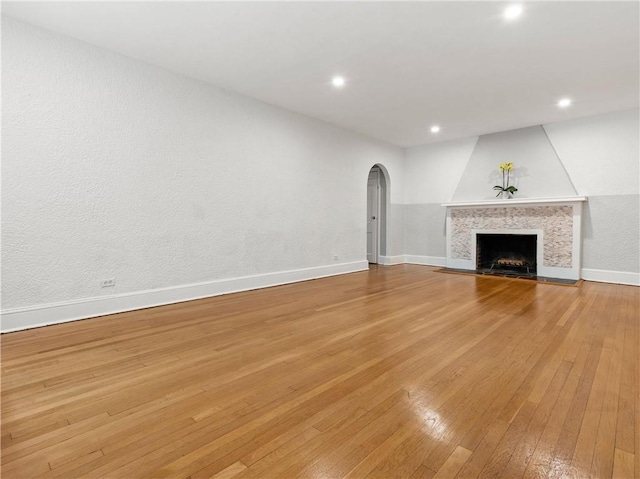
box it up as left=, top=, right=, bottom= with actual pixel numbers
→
left=367, top=165, right=388, bottom=264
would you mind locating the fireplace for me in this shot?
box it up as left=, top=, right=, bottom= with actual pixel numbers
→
left=476, top=233, right=537, bottom=276
left=443, top=198, right=586, bottom=281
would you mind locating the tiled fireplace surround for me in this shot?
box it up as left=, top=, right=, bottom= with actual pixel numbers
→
left=444, top=198, right=587, bottom=280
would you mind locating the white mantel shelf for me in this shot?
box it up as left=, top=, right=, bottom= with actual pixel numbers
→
left=442, top=196, right=587, bottom=207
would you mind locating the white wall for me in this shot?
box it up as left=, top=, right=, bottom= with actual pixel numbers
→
left=403, top=108, right=640, bottom=282
left=1, top=17, right=404, bottom=329
left=404, top=138, right=478, bottom=205
left=544, top=109, right=639, bottom=278
left=543, top=109, right=638, bottom=196
left=402, top=137, right=477, bottom=260
left=451, top=126, right=577, bottom=201
left=2, top=16, right=637, bottom=331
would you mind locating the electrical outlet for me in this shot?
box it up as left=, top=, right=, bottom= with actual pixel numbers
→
left=101, top=278, right=116, bottom=288
left=333, top=255, right=339, bottom=261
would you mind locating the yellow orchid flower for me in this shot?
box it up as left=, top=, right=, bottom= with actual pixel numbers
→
left=498, top=162, right=514, bottom=171
left=494, top=162, right=517, bottom=197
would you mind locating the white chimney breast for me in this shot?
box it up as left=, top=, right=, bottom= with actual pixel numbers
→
left=451, top=125, right=578, bottom=202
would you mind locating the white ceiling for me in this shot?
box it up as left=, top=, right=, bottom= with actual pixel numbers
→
left=3, top=1, right=639, bottom=147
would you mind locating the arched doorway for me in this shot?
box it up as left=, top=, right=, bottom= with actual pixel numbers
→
left=367, top=165, right=389, bottom=264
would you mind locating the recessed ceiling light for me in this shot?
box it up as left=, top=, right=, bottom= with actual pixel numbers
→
left=504, top=4, right=523, bottom=20
left=430, top=126, right=440, bottom=133
left=558, top=98, right=572, bottom=108
left=331, top=76, right=346, bottom=88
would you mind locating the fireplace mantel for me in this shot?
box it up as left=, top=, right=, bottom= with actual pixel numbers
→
left=443, top=197, right=586, bottom=280
left=442, top=196, right=587, bottom=208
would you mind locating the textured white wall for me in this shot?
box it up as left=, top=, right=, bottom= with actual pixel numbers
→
left=404, top=138, right=478, bottom=204
left=1, top=17, right=404, bottom=310
left=404, top=109, right=639, bottom=203
left=402, top=137, right=478, bottom=258
left=544, top=109, right=639, bottom=274
left=543, top=109, right=639, bottom=196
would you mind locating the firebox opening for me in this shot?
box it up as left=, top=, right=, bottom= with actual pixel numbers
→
left=476, top=234, right=537, bottom=277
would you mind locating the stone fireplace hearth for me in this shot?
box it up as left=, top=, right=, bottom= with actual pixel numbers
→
left=443, top=197, right=587, bottom=280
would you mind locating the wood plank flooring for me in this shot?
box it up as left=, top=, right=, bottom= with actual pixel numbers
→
left=1, top=265, right=638, bottom=478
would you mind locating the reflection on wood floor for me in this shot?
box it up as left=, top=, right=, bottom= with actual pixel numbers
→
left=2, top=265, right=638, bottom=478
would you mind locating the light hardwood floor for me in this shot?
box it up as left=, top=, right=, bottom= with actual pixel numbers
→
left=1, top=265, right=638, bottom=478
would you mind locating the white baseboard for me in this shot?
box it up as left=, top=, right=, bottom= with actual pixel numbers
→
left=378, top=255, right=405, bottom=266
left=404, top=255, right=447, bottom=267
left=0, top=261, right=369, bottom=333
left=5, top=261, right=634, bottom=333
left=581, top=268, right=640, bottom=286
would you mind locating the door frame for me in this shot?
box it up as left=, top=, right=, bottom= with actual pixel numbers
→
left=367, top=164, right=389, bottom=265
left=367, top=168, right=380, bottom=264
